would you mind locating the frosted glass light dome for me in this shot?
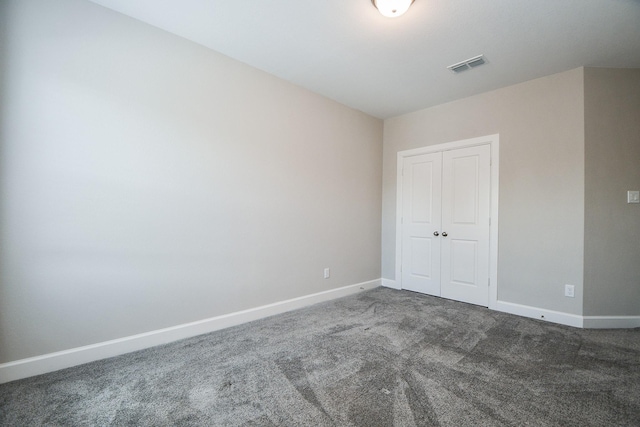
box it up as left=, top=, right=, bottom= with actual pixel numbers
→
left=372, top=0, right=414, bottom=18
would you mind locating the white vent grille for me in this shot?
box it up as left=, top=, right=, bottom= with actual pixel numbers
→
left=448, top=55, right=486, bottom=73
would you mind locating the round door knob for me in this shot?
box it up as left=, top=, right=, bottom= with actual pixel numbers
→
left=442, top=232, right=448, bottom=237
left=433, top=231, right=439, bottom=236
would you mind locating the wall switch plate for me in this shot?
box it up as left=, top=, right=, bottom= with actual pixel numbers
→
left=628, top=191, right=640, bottom=204
left=564, top=284, right=575, bottom=298
left=323, top=268, right=330, bottom=279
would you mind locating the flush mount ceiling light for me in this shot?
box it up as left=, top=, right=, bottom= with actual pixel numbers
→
left=371, top=0, right=415, bottom=18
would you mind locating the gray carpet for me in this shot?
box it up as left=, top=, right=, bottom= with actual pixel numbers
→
left=1, top=287, right=639, bottom=426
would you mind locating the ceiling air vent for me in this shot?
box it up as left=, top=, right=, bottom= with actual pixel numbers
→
left=447, top=55, right=485, bottom=73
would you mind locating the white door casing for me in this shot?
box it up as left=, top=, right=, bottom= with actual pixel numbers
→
left=395, top=135, right=499, bottom=308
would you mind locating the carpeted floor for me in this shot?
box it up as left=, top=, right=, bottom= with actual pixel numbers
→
left=1, top=287, right=639, bottom=426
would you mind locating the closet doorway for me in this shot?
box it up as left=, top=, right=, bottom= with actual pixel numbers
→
left=395, top=135, right=499, bottom=307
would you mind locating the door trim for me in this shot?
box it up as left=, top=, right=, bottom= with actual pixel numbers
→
left=395, top=134, right=499, bottom=309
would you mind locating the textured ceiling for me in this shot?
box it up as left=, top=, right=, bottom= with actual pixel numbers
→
left=88, top=0, right=640, bottom=119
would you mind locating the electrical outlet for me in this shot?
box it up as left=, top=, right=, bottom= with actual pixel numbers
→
left=323, top=268, right=330, bottom=279
left=628, top=191, right=640, bottom=204
left=564, top=284, right=575, bottom=298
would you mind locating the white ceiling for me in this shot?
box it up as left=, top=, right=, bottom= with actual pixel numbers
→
left=88, top=0, right=640, bottom=119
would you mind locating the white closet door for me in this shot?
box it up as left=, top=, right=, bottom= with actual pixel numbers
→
left=440, top=144, right=491, bottom=306
left=400, top=152, right=442, bottom=295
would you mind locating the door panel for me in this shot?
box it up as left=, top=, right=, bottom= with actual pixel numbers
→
left=401, top=153, right=442, bottom=295
left=410, top=162, right=434, bottom=223
left=449, top=240, right=477, bottom=285
left=440, top=145, right=491, bottom=306
left=410, top=237, right=433, bottom=278
left=451, top=155, right=479, bottom=224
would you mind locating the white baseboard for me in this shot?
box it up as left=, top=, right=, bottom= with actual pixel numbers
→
left=495, top=301, right=640, bottom=329
left=381, top=278, right=401, bottom=290
left=583, top=315, right=640, bottom=329
left=494, top=300, right=584, bottom=328
left=0, top=279, right=381, bottom=384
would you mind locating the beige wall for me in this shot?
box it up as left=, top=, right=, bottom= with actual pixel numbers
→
left=584, top=68, right=640, bottom=316
left=2, top=1, right=636, bottom=368
left=0, top=0, right=382, bottom=363
left=382, top=69, right=585, bottom=315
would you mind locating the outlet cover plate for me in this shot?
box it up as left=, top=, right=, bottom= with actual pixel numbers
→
left=628, top=191, right=640, bottom=204
left=564, top=284, right=575, bottom=298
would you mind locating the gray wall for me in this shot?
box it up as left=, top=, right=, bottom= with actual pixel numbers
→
left=584, top=68, right=640, bottom=316
left=382, top=68, right=585, bottom=315
left=0, top=0, right=382, bottom=363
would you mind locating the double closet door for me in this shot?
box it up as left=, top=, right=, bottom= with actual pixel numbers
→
left=400, top=144, right=491, bottom=306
